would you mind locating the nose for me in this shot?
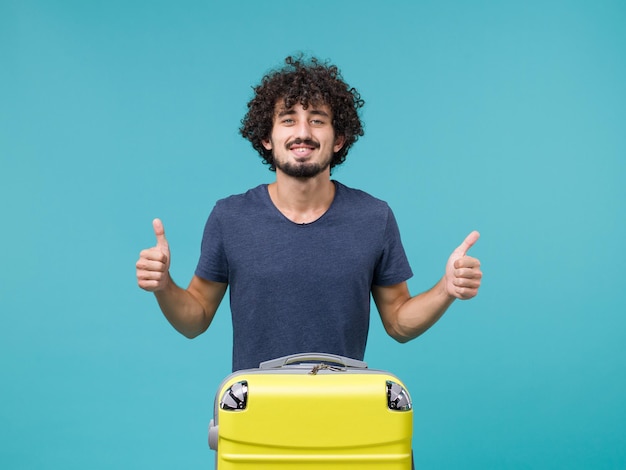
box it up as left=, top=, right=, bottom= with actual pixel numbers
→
left=294, top=120, right=313, bottom=139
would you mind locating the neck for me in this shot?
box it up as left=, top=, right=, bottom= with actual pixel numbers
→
left=268, top=171, right=335, bottom=224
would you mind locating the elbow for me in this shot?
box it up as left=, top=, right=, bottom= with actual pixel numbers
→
left=394, top=334, right=412, bottom=344
left=383, top=322, right=414, bottom=344
left=177, top=325, right=206, bottom=339
left=384, top=319, right=427, bottom=344
left=390, top=331, right=415, bottom=344
left=172, top=313, right=211, bottom=339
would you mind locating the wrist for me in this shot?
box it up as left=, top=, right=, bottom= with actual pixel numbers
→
left=154, top=271, right=174, bottom=293
left=438, top=275, right=457, bottom=302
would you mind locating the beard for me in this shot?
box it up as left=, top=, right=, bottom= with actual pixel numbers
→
left=274, top=159, right=330, bottom=178
left=272, top=138, right=333, bottom=178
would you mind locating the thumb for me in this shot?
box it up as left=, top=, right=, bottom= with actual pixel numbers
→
left=152, top=218, right=169, bottom=252
left=453, top=230, right=480, bottom=256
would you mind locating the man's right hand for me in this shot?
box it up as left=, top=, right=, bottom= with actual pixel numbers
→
left=136, top=218, right=171, bottom=292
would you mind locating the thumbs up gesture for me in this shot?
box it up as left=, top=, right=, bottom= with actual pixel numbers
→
left=136, top=218, right=172, bottom=292
left=444, top=231, right=482, bottom=300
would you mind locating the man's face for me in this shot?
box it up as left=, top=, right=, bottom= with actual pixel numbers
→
left=262, top=102, right=345, bottom=178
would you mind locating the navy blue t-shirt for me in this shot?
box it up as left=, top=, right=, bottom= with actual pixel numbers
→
left=195, top=181, right=413, bottom=371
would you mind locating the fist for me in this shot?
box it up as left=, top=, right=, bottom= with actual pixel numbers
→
left=445, top=231, right=482, bottom=300
left=136, top=218, right=171, bottom=292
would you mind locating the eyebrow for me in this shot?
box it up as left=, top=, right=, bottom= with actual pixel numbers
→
left=276, top=108, right=331, bottom=118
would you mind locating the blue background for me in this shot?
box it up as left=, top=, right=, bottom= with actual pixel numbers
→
left=2, top=0, right=625, bottom=468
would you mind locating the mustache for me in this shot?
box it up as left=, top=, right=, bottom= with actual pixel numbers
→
left=285, top=138, right=320, bottom=150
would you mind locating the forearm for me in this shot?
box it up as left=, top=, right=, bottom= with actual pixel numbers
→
left=374, top=277, right=456, bottom=343
left=153, top=278, right=212, bottom=338
left=395, top=277, right=455, bottom=341
left=382, top=231, right=482, bottom=341
left=137, top=219, right=227, bottom=337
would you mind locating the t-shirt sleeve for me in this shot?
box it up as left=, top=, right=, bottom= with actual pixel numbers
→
left=372, top=207, right=413, bottom=286
left=194, top=206, right=229, bottom=283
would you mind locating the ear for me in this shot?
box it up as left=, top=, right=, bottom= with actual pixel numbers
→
left=333, top=135, right=346, bottom=153
left=262, top=138, right=272, bottom=150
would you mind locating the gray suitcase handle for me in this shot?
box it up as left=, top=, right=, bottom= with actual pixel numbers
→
left=259, top=353, right=368, bottom=369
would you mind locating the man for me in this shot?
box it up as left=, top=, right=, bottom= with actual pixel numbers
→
left=136, top=56, right=482, bottom=372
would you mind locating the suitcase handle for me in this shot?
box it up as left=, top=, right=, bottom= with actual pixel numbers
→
left=259, top=353, right=368, bottom=369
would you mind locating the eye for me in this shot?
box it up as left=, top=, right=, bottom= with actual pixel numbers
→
left=310, top=119, right=325, bottom=126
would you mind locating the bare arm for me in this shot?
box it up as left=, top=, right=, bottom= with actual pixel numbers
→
left=372, top=279, right=454, bottom=342
left=152, top=275, right=227, bottom=338
left=372, top=231, right=482, bottom=342
left=136, top=218, right=227, bottom=338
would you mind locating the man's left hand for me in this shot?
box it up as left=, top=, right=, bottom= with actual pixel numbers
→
left=445, top=231, right=482, bottom=300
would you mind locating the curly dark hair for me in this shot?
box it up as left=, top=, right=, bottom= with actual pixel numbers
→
left=240, top=55, right=365, bottom=171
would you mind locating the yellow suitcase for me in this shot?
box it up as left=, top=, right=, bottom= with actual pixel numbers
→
left=208, top=353, right=413, bottom=469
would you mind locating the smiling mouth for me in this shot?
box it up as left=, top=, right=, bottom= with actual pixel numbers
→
left=291, top=146, right=314, bottom=156
left=286, top=138, right=320, bottom=152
